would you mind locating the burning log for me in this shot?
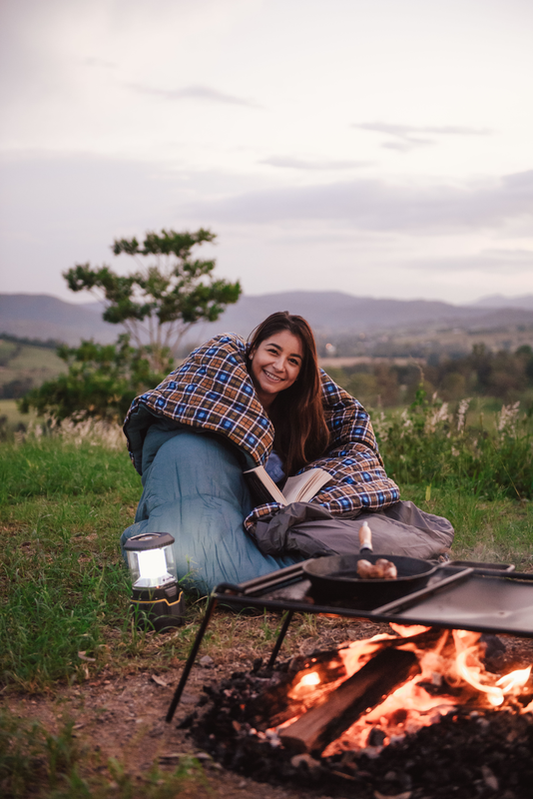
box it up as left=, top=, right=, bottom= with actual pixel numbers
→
left=252, top=629, right=441, bottom=730
left=249, top=649, right=348, bottom=729
left=249, top=628, right=442, bottom=730
left=279, top=647, right=420, bottom=755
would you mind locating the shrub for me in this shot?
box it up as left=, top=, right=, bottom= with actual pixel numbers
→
left=375, top=388, right=533, bottom=500
left=19, top=334, right=167, bottom=422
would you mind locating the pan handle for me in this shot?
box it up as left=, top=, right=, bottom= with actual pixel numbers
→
left=359, top=521, right=373, bottom=553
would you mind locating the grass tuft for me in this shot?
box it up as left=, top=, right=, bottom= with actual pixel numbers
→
left=0, top=708, right=209, bottom=799
left=376, top=391, right=533, bottom=501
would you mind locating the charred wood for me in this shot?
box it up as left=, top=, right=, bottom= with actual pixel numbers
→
left=249, top=649, right=347, bottom=729
left=279, top=647, right=420, bottom=755
left=251, top=629, right=440, bottom=729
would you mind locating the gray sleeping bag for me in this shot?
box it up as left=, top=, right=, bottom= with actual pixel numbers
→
left=253, top=501, right=454, bottom=560
left=121, top=422, right=454, bottom=594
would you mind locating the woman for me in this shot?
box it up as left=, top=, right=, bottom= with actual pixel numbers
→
left=121, top=312, right=452, bottom=592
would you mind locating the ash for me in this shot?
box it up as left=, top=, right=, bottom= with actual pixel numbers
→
left=185, top=661, right=533, bottom=799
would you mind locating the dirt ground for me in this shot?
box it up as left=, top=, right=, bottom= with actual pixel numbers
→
left=4, top=625, right=533, bottom=799
left=5, top=667, right=313, bottom=799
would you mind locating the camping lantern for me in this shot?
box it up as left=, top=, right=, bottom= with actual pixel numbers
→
left=124, top=532, right=185, bottom=631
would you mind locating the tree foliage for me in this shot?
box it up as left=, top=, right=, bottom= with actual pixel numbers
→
left=19, top=335, right=168, bottom=421
left=63, top=228, right=241, bottom=371
left=329, top=343, right=533, bottom=409
left=19, top=227, right=240, bottom=422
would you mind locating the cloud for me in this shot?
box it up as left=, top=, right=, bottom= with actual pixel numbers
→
left=353, top=121, right=494, bottom=152
left=126, top=82, right=259, bottom=107
left=382, top=139, right=433, bottom=152
left=357, top=122, right=493, bottom=137
left=0, top=152, right=187, bottom=297
left=193, top=170, right=533, bottom=233
left=405, top=248, right=533, bottom=273
left=81, top=56, right=117, bottom=69
left=260, top=156, right=372, bottom=170
left=0, top=151, right=258, bottom=286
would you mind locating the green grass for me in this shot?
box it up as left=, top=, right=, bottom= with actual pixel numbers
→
left=399, top=483, right=533, bottom=569
left=374, top=391, right=533, bottom=501
left=0, top=439, right=142, bottom=690
left=0, top=413, right=532, bottom=797
left=1, top=417, right=532, bottom=693
left=0, top=708, right=209, bottom=799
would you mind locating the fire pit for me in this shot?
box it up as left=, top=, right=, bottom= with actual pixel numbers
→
left=188, top=627, right=533, bottom=797
left=167, top=559, right=533, bottom=796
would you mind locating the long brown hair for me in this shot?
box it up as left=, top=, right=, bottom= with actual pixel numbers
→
left=247, top=311, right=330, bottom=475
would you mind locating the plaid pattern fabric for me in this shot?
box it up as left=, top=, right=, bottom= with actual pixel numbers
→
left=123, top=333, right=400, bottom=531
left=124, top=335, right=274, bottom=467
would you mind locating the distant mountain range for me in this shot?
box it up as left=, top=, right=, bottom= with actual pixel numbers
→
left=1, top=291, right=531, bottom=347
left=471, top=294, right=533, bottom=311
left=0, top=294, right=118, bottom=345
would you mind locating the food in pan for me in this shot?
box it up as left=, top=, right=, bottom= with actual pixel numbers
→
left=357, top=558, right=398, bottom=580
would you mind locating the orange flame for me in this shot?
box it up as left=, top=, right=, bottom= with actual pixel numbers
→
left=274, top=627, right=532, bottom=756
left=297, top=672, right=320, bottom=688
left=496, top=666, right=531, bottom=692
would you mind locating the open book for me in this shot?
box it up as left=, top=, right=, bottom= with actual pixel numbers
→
left=243, top=465, right=332, bottom=506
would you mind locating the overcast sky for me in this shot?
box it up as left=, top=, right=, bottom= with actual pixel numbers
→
left=1, top=0, right=532, bottom=305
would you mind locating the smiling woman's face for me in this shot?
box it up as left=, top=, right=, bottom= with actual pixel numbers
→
left=249, top=329, right=303, bottom=410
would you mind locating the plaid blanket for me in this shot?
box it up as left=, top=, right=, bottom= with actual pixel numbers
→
left=123, top=334, right=400, bottom=530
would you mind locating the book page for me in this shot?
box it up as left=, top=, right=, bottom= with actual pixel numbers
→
left=244, top=465, right=332, bottom=506
left=243, top=465, right=287, bottom=505
left=283, top=468, right=332, bottom=503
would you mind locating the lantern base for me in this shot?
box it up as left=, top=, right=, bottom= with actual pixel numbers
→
left=130, top=583, right=186, bottom=632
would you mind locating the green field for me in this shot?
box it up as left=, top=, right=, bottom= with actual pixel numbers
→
left=1, top=406, right=532, bottom=798
left=1, top=403, right=532, bottom=692
left=0, top=398, right=40, bottom=425
left=0, top=339, right=66, bottom=393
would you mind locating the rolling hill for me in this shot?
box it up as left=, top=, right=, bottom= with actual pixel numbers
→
left=1, top=291, right=531, bottom=349
left=0, top=294, right=117, bottom=345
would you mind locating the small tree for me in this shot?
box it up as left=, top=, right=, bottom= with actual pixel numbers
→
left=64, top=228, right=241, bottom=371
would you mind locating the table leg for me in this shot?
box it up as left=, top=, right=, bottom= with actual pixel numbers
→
left=166, top=595, right=219, bottom=723
left=267, top=610, right=295, bottom=669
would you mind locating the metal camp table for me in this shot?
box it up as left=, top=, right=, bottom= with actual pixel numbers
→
left=166, top=560, right=533, bottom=722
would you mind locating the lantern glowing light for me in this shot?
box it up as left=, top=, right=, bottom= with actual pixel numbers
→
left=124, top=532, right=185, bottom=631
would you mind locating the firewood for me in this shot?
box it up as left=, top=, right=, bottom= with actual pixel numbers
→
left=355, top=628, right=441, bottom=650
left=279, top=647, right=420, bottom=755
left=250, top=650, right=347, bottom=729
left=252, top=630, right=440, bottom=730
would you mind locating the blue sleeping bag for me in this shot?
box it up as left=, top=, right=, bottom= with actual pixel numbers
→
left=120, top=422, right=301, bottom=594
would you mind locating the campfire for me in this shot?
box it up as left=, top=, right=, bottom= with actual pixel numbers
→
left=255, top=625, right=532, bottom=757
left=189, top=624, right=533, bottom=796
